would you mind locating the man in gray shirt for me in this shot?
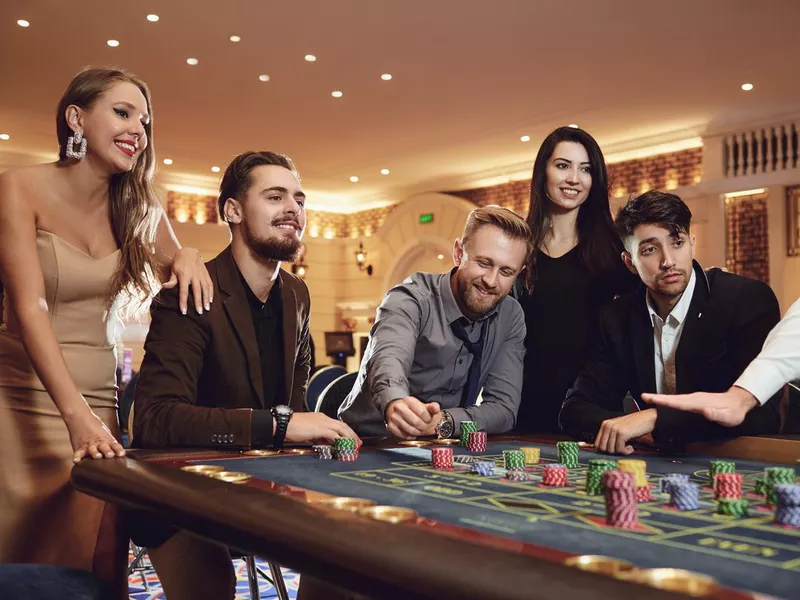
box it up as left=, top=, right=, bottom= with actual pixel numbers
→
left=339, top=205, right=533, bottom=438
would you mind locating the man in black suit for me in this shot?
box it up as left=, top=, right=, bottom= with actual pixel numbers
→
left=559, top=190, right=781, bottom=454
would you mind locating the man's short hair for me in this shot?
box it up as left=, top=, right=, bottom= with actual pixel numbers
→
left=217, top=151, right=298, bottom=223
left=615, top=190, right=692, bottom=251
left=462, top=205, right=534, bottom=260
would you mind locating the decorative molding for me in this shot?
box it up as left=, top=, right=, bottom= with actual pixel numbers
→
left=787, top=185, right=800, bottom=257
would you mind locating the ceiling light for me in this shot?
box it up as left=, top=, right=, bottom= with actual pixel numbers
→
left=0, top=134, right=10, bottom=141
left=163, top=158, right=173, bottom=165
left=741, top=82, right=754, bottom=91
left=146, top=14, right=159, bottom=22
left=229, top=35, right=241, bottom=42
left=350, top=176, right=359, bottom=183
left=520, top=135, right=531, bottom=142
left=331, top=90, right=343, bottom=98
left=381, top=73, right=393, bottom=81
left=107, top=39, right=120, bottom=47
left=304, top=54, right=317, bottom=62
left=211, top=166, right=220, bottom=173
left=186, top=58, right=198, bottom=66
left=380, top=168, right=390, bottom=175
left=437, top=254, right=444, bottom=260
left=16, top=19, right=30, bottom=27
left=258, top=74, right=270, bottom=82
left=568, top=123, right=579, bottom=128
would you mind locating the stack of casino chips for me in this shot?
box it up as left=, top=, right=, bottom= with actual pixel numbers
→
left=454, top=455, right=473, bottom=465
left=313, top=444, right=333, bottom=460
left=470, top=460, right=495, bottom=476
left=713, top=473, right=744, bottom=500
left=603, top=470, right=638, bottom=528
left=754, top=477, right=767, bottom=496
left=617, top=459, right=651, bottom=502
left=333, top=437, right=359, bottom=461
left=765, top=467, right=796, bottom=506
left=556, top=441, right=579, bottom=468
left=717, top=498, right=749, bottom=517
left=660, top=473, right=690, bottom=495
left=503, top=450, right=528, bottom=482
left=670, top=482, right=700, bottom=510
left=520, top=447, right=540, bottom=465
left=542, top=464, right=568, bottom=487
left=709, top=460, right=735, bottom=484
left=773, top=483, right=800, bottom=528
left=467, top=431, right=487, bottom=452
left=460, top=421, right=478, bottom=447
left=585, top=459, right=616, bottom=495
left=431, top=447, right=454, bottom=469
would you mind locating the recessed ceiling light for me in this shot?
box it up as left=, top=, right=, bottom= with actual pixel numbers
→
left=16, top=19, right=30, bottom=28
left=163, top=158, right=173, bottom=165
left=741, top=82, right=754, bottom=91
left=146, top=14, right=159, bottom=22
left=331, top=90, right=343, bottom=98
left=0, top=134, right=10, bottom=141
left=258, top=74, right=270, bottom=82
left=381, top=73, right=393, bottom=81
left=229, top=35, right=241, bottom=42
left=186, top=58, right=199, bottom=66
left=350, top=176, right=359, bottom=183
left=107, top=39, right=120, bottom=47
left=568, top=123, right=579, bottom=128
left=520, top=135, right=531, bottom=142
left=437, top=254, right=444, bottom=260
left=211, top=166, right=220, bottom=173
left=380, top=168, right=390, bottom=175
left=304, top=54, right=317, bottom=62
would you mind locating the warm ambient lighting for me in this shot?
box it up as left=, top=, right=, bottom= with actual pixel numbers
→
left=741, top=83, right=754, bottom=91
left=186, top=58, right=199, bottom=66
left=520, top=135, right=531, bottom=142
left=331, top=90, right=343, bottom=98
left=107, top=39, right=119, bottom=47
left=259, top=74, right=270, bottom=82
left=0, top=134, right=10, bottom=141
left=146, top=14, right=159, bottom=22
left=380, top=169, right=390, bottom=175
left=355, top=241, right=373, bottom=276
left=17, top=19, right=30, bottom=27
left=724, top=188, right=766, bottom=199
left=568, top=123, right=579, bottom=128
left=163, top=158, right=173, bottom=165
left=211, top=166, right=220, bottom=173
left=350, top=176, right=359, bottom=183
left=229, top=35, right=241, bottom=42
left=304, top=54, right=317, bottom=62
left=381, top=73, right=393, bottom=81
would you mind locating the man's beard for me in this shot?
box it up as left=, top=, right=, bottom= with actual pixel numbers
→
left=459, top=278, right=504, bottom=317
left=243, top=220, right=302, bottom=262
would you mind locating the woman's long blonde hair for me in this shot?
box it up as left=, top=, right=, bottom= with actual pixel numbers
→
left=55, top=67, right=161, bottom=310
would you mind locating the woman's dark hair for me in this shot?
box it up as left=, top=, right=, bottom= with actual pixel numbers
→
left=524, top=126, right=622, bottom=292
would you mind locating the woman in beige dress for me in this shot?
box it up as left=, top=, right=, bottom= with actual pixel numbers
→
left=0, top=67, right=213, bottom=598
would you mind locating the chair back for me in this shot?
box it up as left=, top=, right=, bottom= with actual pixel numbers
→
left=316, top=372, right=358, bottom=418
left=305, top=366, right=346, bottom=411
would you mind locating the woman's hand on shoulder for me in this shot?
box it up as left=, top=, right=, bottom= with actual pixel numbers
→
left=162, top=247, right=213, bottom=315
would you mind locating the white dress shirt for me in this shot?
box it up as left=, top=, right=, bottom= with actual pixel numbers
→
left=646, top=270, right=697, bottom=395
left=735, top=296, right=800, bottom=404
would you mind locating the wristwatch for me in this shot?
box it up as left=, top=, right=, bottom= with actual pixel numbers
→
left=271, top=405, right=294, bottom=450
left=435, top=410, right=455, bottom=439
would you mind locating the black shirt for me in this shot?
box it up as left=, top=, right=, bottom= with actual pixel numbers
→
left=238, top=268, right=286, bottom=447
left=515, top=247, right=636, bottom=434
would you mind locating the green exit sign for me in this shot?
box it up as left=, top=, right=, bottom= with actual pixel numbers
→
left=419, top=213, right=434, bottom=224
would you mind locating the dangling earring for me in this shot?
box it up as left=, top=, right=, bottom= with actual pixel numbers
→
left=66, top=131, right=87, bottom=160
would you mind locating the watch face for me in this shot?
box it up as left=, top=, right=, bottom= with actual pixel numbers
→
left=274, top=405, right=293, bottom=417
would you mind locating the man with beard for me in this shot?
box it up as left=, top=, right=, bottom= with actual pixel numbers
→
left=131, top=151, right=359, bottom=600
left=339, top=206, right=532, bottom=439
left=559, top=190, right=782, bottom=454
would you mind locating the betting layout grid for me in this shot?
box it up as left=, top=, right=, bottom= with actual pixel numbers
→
left=189, top=440, right=800, bottom=598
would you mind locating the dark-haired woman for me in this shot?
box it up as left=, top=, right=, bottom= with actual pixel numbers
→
left=515, top=127, right=636, bottom=435
left=0, top=67, right=212, bottom=596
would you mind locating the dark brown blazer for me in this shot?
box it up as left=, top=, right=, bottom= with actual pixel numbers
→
left=132, top=245, right=311, bottom=449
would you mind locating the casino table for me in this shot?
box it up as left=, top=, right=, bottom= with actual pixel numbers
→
left=71, top=436, right=800, bottom=600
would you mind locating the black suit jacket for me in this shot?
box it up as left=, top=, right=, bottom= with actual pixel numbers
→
left=559, top=261, right=781, bottom=447
left=132, top=245, right=311, bottom=449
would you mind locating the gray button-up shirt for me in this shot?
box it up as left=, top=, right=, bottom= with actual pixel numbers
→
left=338, top=270, right=526, bottom=436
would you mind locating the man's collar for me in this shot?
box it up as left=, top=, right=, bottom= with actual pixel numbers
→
left=441, top=268, right=500, bottom=325
left=646, top=268, right=696, bottom=326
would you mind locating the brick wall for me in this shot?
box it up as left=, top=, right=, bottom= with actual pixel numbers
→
left=725, top=193, right=770, bottom=283
left=165, top=191, right=219, bottom=225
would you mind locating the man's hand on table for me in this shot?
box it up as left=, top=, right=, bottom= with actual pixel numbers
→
left=595, top=409, right=658, bottom=455
left=641, top=387, right=758, bottom=427
left=286, top=412, right=362, bottom=446
left=385, top=396, right=442, bottom=439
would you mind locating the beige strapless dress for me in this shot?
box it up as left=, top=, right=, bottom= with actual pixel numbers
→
left=0, top=230, right=127, bottom=596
